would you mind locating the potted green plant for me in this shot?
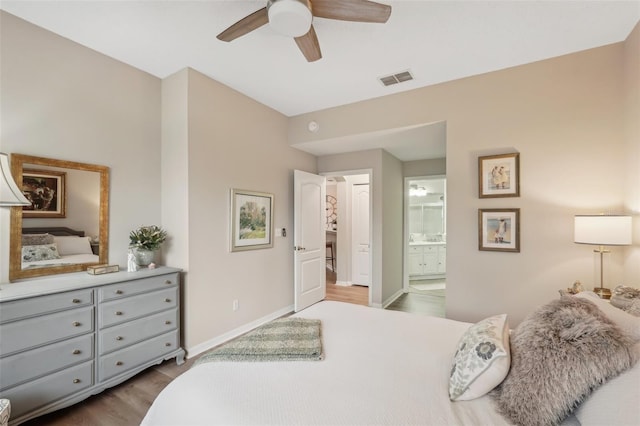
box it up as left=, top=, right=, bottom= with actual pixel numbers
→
left=129, top=225, right=167, bottom=266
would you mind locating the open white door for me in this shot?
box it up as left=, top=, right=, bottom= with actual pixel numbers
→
left=294, top=170, right=326, bottom=312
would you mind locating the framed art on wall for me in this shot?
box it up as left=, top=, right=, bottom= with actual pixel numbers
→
left=478, top=153, right=520, bottom=198
left=478, top=208, right=520, bottom=252
left=230, top=189, right=274, bottom=252
left=22, top=168, right=66, bottom=218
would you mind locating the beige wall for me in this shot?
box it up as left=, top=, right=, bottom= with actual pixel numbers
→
left=1, top=9, right=636, bottom=353
left=0, top=13, right=317, bottom=355
left=293, top=41, right=632, bottom=325
left=403, top=158, right=446, bottom=177
left=167, top=69, right=317, bottom=352
left=623, top=22, right=640, bottom=283
left=0, top=11, right=161, bottom=281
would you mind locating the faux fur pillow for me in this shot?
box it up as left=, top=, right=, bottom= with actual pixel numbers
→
left=491, top=296, right=638, bottom=426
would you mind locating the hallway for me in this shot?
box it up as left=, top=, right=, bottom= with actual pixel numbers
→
left=325, top=269, right=445, bottom=317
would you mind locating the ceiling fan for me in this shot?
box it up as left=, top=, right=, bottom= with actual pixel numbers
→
left=217, top=0, right=392, bottom=62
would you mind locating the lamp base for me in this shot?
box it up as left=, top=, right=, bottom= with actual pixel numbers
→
left=593, top=287, right=612, bottom=299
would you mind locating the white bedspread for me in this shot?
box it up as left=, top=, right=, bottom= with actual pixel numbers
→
left=142, top=301, right=512, bottom=425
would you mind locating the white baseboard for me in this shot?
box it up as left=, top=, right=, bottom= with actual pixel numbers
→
left=335, top=280, right=353, bottom=286
left=382, top=289, right=405, bottom=309
left=185, top=304, right=294, bottom=358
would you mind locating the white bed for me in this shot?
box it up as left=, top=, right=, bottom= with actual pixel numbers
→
left=21, top=229, right=99, bottom=269
left=142, top=298, right=639, bottom=426
left=142, top=301, right=509, bottom=425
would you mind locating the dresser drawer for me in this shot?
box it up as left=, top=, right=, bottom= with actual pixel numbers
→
left=99, top=287, right=177, bottom=328
left=0, top=289, right=93, bottom=324
left=99, top=330, right=178, bottom=381
left=0, top=307, right=94, bottom=356
left=99, top=309, right=178, bottom=355
left=0, top=334, right=93, bottom=391
left=3, top=361, right=93, bottom=419
left=98, top=273, right=179, bottom=302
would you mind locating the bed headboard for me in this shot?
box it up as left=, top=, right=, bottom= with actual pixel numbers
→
left=22, top=227, right=86, bottom=237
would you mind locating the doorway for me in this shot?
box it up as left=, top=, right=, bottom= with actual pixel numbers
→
left=323, top=172, right=372, bottom=306
left=401, top=176, right=446, bottom=315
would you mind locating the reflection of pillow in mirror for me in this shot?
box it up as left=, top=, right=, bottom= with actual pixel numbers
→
left=22, top=233, right=54, bottom=246
left=54, top=236, right=92, bottom=256
left=22, top=244, right=61, bottom=262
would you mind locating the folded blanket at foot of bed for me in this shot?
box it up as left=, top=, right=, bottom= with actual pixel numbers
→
left=195, top=317, right=323, bottom=363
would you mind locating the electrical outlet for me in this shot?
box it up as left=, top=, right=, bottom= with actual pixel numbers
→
left=232, top=299, right=239, bottom=311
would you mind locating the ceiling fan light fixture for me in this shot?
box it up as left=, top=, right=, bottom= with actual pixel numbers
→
left=267, top=0, right=312, bottom=37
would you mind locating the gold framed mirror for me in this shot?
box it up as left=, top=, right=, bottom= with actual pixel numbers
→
left=9, top=154, right=109, bottom=281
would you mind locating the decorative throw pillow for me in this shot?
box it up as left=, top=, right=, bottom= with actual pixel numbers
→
left=54, top=236, right=92, bottom=256
left=21, top=233, right=54, bottom=246
left=449, top=314, right=510, bottom=401
left=575, top=291, right=640, bottom=342
left=490, top=296, right=638, bottom=426
left=22, top=244, right=61, bottom=262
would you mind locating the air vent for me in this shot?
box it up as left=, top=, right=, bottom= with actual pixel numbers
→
left=378, top=70, right=414, bottom=86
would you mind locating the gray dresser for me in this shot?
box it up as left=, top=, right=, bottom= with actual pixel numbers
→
left=0, top=267, right=185, bottom=425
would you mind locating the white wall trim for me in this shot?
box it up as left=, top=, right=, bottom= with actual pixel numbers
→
left=335, top=280, right=353, bottom=286
left=382, top=289, right=405, bottom=309
left=185, top=304, right=294, bottom=358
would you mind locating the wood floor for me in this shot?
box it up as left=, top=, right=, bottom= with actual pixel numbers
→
left=20, top=270, right=444, bottom=425
left=20, top=356, right=196, bottom=426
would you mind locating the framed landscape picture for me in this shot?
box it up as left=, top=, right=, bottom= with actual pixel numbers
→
left=22, top=169, right=66, bottom=218
left=478, top=208, right=520, bottom=252
left=478, top=153, right=520, bottom=198
left=230, top=189, right=274, bottom=252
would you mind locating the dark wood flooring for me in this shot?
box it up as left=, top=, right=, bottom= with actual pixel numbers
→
left=19, top=271, right=444, bottom=425
left=386, top=289, right=446, bottom=317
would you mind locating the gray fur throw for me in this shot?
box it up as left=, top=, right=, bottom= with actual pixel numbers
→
left=491, top=296, right=638, bottom=426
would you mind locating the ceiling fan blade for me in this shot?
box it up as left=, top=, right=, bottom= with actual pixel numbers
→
left=311, top=0, right=391, bottom=23
left=294, top=25, right=322, bottom=62
left=217, top=7, right=269, bottom=42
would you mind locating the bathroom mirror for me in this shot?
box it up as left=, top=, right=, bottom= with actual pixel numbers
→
left=9, top=154, right=109, bottom=281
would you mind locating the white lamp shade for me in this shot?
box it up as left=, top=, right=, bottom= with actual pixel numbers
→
left=268, top=0, right=312, bottom=37
left=0, top=152, right=31, bottom=206
left=574, top=215, right=632, bottom=246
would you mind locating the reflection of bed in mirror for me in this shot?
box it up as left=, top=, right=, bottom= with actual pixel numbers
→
left=21, top=227, right=99, bottom=269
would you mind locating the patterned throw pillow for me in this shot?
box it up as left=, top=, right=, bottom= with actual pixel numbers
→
left=22, top=244, right=61, bottom=262
left=449, top=314, right=510, bottom=401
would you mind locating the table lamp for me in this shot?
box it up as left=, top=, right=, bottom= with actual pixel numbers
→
left=574, top=214, right=632, bottom=299
left=0, top=152, right=31, bottom=206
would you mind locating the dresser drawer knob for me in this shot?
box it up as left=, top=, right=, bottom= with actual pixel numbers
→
left=115, top=290, right=123, bottom=295
left=72, top=349, right=81, bottom=355
left=116, top=361, right=123, bottom=366
left=73, top=379, right=81, bottom=384
left=165, top=280, right=172, bottom=285
left=164, top=298, right=171, bottom=303
left=72, top=298, right=81, bottom=304
left=72, top=321, right=81, bottom=327
left=116, top=336, right=123, bottom=341
left=115, top=311, right=123, bottom=316
left=165, top=320, right=172, bottom=325
left=165, top=342, right=172, bottom=347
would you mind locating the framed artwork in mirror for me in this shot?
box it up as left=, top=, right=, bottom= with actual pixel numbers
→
left=478, top=153, right=520, bottom=198
left=230, top=189, right=274, bottom=252
left=22, top=168, right=66, bottom=218
left=478, top=208, right=520, bottom=253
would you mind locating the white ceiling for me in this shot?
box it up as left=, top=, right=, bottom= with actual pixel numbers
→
left=1, top=0, right=639, bottom=161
